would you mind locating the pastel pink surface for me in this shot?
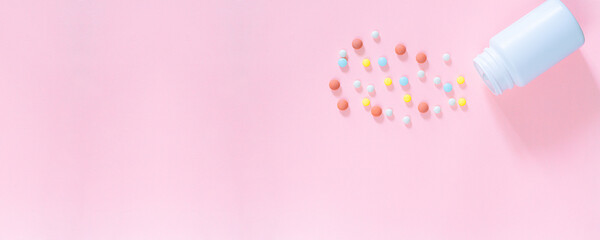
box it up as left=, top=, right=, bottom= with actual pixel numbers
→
left=0, top=0, right=599, bottom=239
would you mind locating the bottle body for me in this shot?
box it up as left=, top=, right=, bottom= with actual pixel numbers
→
left=474, top=0, right=584, bottom=95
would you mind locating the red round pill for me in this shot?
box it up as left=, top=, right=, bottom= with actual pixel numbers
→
left=395, top=44, right=406, bottom=55
left=418, top=102, right=429, bottom=113
left=337, top=99, right=348, bottom=110
left=371, top=106, right=382, bottom=116
left=416, top=52, right=427, bottom=63
left=352, top=38, right=363, bottom=49
left=329, top=79, right=340, bottom=90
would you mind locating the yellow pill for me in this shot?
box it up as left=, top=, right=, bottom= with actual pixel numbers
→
left=403, top=94, right=411, bottom=102
left=362, top=98, right=370, bottom=106
left=458, top=98, right=466, bottom=106
left=384, top=77, right=392, bottom=86
left=457, top=76, right=465, bottom=84
left=362, top=58, right=371, bottom=67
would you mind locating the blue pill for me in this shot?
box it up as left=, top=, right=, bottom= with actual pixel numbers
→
left=353, top=80, right=361, bottom=88
left=399, top=76, right=409, bottom=86
left=443, top=83, right=453, bottom=92
left=339, top=50, right=347, bottom=58
left=378, top=57, right=387, bottom=66
left=402, top=116, right=411, bottom=124
left=338, top=58, right=348, bottom=67
left=367, top=85, right=375, bottom=92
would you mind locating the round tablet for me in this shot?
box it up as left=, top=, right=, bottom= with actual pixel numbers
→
left=457, top=76, right=465, bottom=84
left=395, top=44, right=406, bottom=55
left=418, top=102, right=429, bottom=113
left=448, top=98, right=456, bottom=106
left=362, top=98, right=370, bottom=106
left=385, top=108, right=393, bottom=116
left=417, top=70, right=425, bottom=78
left=329, top=79, right=340, bottom=90
left=399, top=76, right=409, bottom=86
left=458, top=98, right=467, bottom=106
left=433, top=77, right=441, bottom=85
left=371, top=31, right=379, bottom=39
left=403, top=94, right=411, bottom=102
left=353, top=80, right=361, bottom=88
left=367, top=85, right=375, bottom=92
left=384, top=77, right=392, bottom=86
left=362, top=58, right=370, bottom=67
left=371, top=106, right=382, bottom=116
left=416, top=52, right=427, bottom=63
left=433, top=105, right=441, bottom=114
left=443, top=83, right=453, bottom=92
left=378, top=57, right=387, bottom=66
left=402, top=116, right=411, bottom=124
left=337, top=99, right=348, bottom=110
left=442, top=53, right=450, bottom=62
left=339, top=50, right=347, bottom=58
left=338, top=58, right=347, bottom=67
left=352, top=38, right=363, bottom=49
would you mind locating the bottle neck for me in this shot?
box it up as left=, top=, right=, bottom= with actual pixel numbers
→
left=473, top=47, right=515, bottom=95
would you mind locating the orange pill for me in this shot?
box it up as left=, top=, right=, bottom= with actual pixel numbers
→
left=337, top=99, right=348, bottom=110
left=418, top=102, right=429, bottom=113
left=329, top=79, right=340, bottom=90
left=371, top=106, right=382, bottom=116
left=416, top=52, right=427, bottom=63
left=352, top=38, right=363, bottom=49
left=395, top=44, right=406, bottom=55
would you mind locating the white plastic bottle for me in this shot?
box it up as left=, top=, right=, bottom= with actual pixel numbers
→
left=473, top=0, right=584, bottom=95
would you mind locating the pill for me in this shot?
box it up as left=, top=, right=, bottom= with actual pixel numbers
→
left=416, top=52, right=427, bottom=63
left=442, top=53, right=450, bottom=62
left=367, top=85, right=375, bottom=92
left=338, top=58, right=347, bottom=67
left=433, top=77, right=441, bottom=85
left=371, top=31, right=379, bottom=39
left=385, top=108, right=393, bottom=116
left=399, top=76, right=409, bottom=86
left=433, top=105, right=441, bottom=114
left=339, top=50, right=347, bottom=58
left=362, top=58, right=371, bottom=67
left=371, top=106, right=382, bottom=116
left=378, top=57, right=387, bottom=66
left=337, top=99, right=348, bottom=110
left=443, top=83, right=453, bottom=92
left=457, top=76, right=465, bottom=84
left=362, top=98, right=370, bottom=106
left=384, top=77, right=392, bottom=86
left=417, top=70, right=425, bottom=78
left=353, top=80, right=361, bottom=88
left=403, top=116, right=411, bottom=124
left=403, top=94, right=411, bottom=102
left=352, top=38, right=363, bottom=49
left=418, top=102, right=429, bottom=113
left=458, top=98, right=467, bottom=106
left=395, top=44, right=406, bottom=55
left=448, top=98, right=456, bottom=106
left=329, top=79, right=340, bottom=90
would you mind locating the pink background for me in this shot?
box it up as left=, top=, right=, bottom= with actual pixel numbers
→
left=0, top=0, right=599, bottom=239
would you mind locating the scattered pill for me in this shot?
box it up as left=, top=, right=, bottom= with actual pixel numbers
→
left=442, top=53, right=450, bottom=62
left=371, top=31, right=379, bottom=39
left=448, top=98, right=456, bottom=106
left=433, top=77, right=441, bottom=85
left=339, top=50, right=347, bottom=58
left=385, top=108, right=393, bottom=116
left=417, top=70, right=425, bottom=78
left=367, top=85, right=375, bottom=92
left=403, top=94, right=411, bottom=102
left=395, top=44, right=406, bottom=55
left=338, top=58, right=347, bottom=67
left=362, top=98, right=370, bottom=106
left=337, top=99, right=348, bottom=110
left=362, top=58, right=371, bottom=67
left=352, top=38, right=363, bottom=49
left=403, top=116, right=411, bottom=124
left=418, top=102, right=429, bottom=113
left=371, top=106, right=382, bottom=116
left=353, top=80, right=361, bottom=88
left=384, top=78, right=392, bottom=86
left=329, top=79, right=340, bottom=90
left=443, top=83, right=453, bottom=92
left=457, top=76, right=465, bottom=84
left=399, top=76, right=409, bottom=86
left=433, top=105, right=441, bottom=114
left=378, top=57, right=387, bottom=66
left=458, top=98, right=467, bottom=106
left=416, top=52, right=427, bottom=63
